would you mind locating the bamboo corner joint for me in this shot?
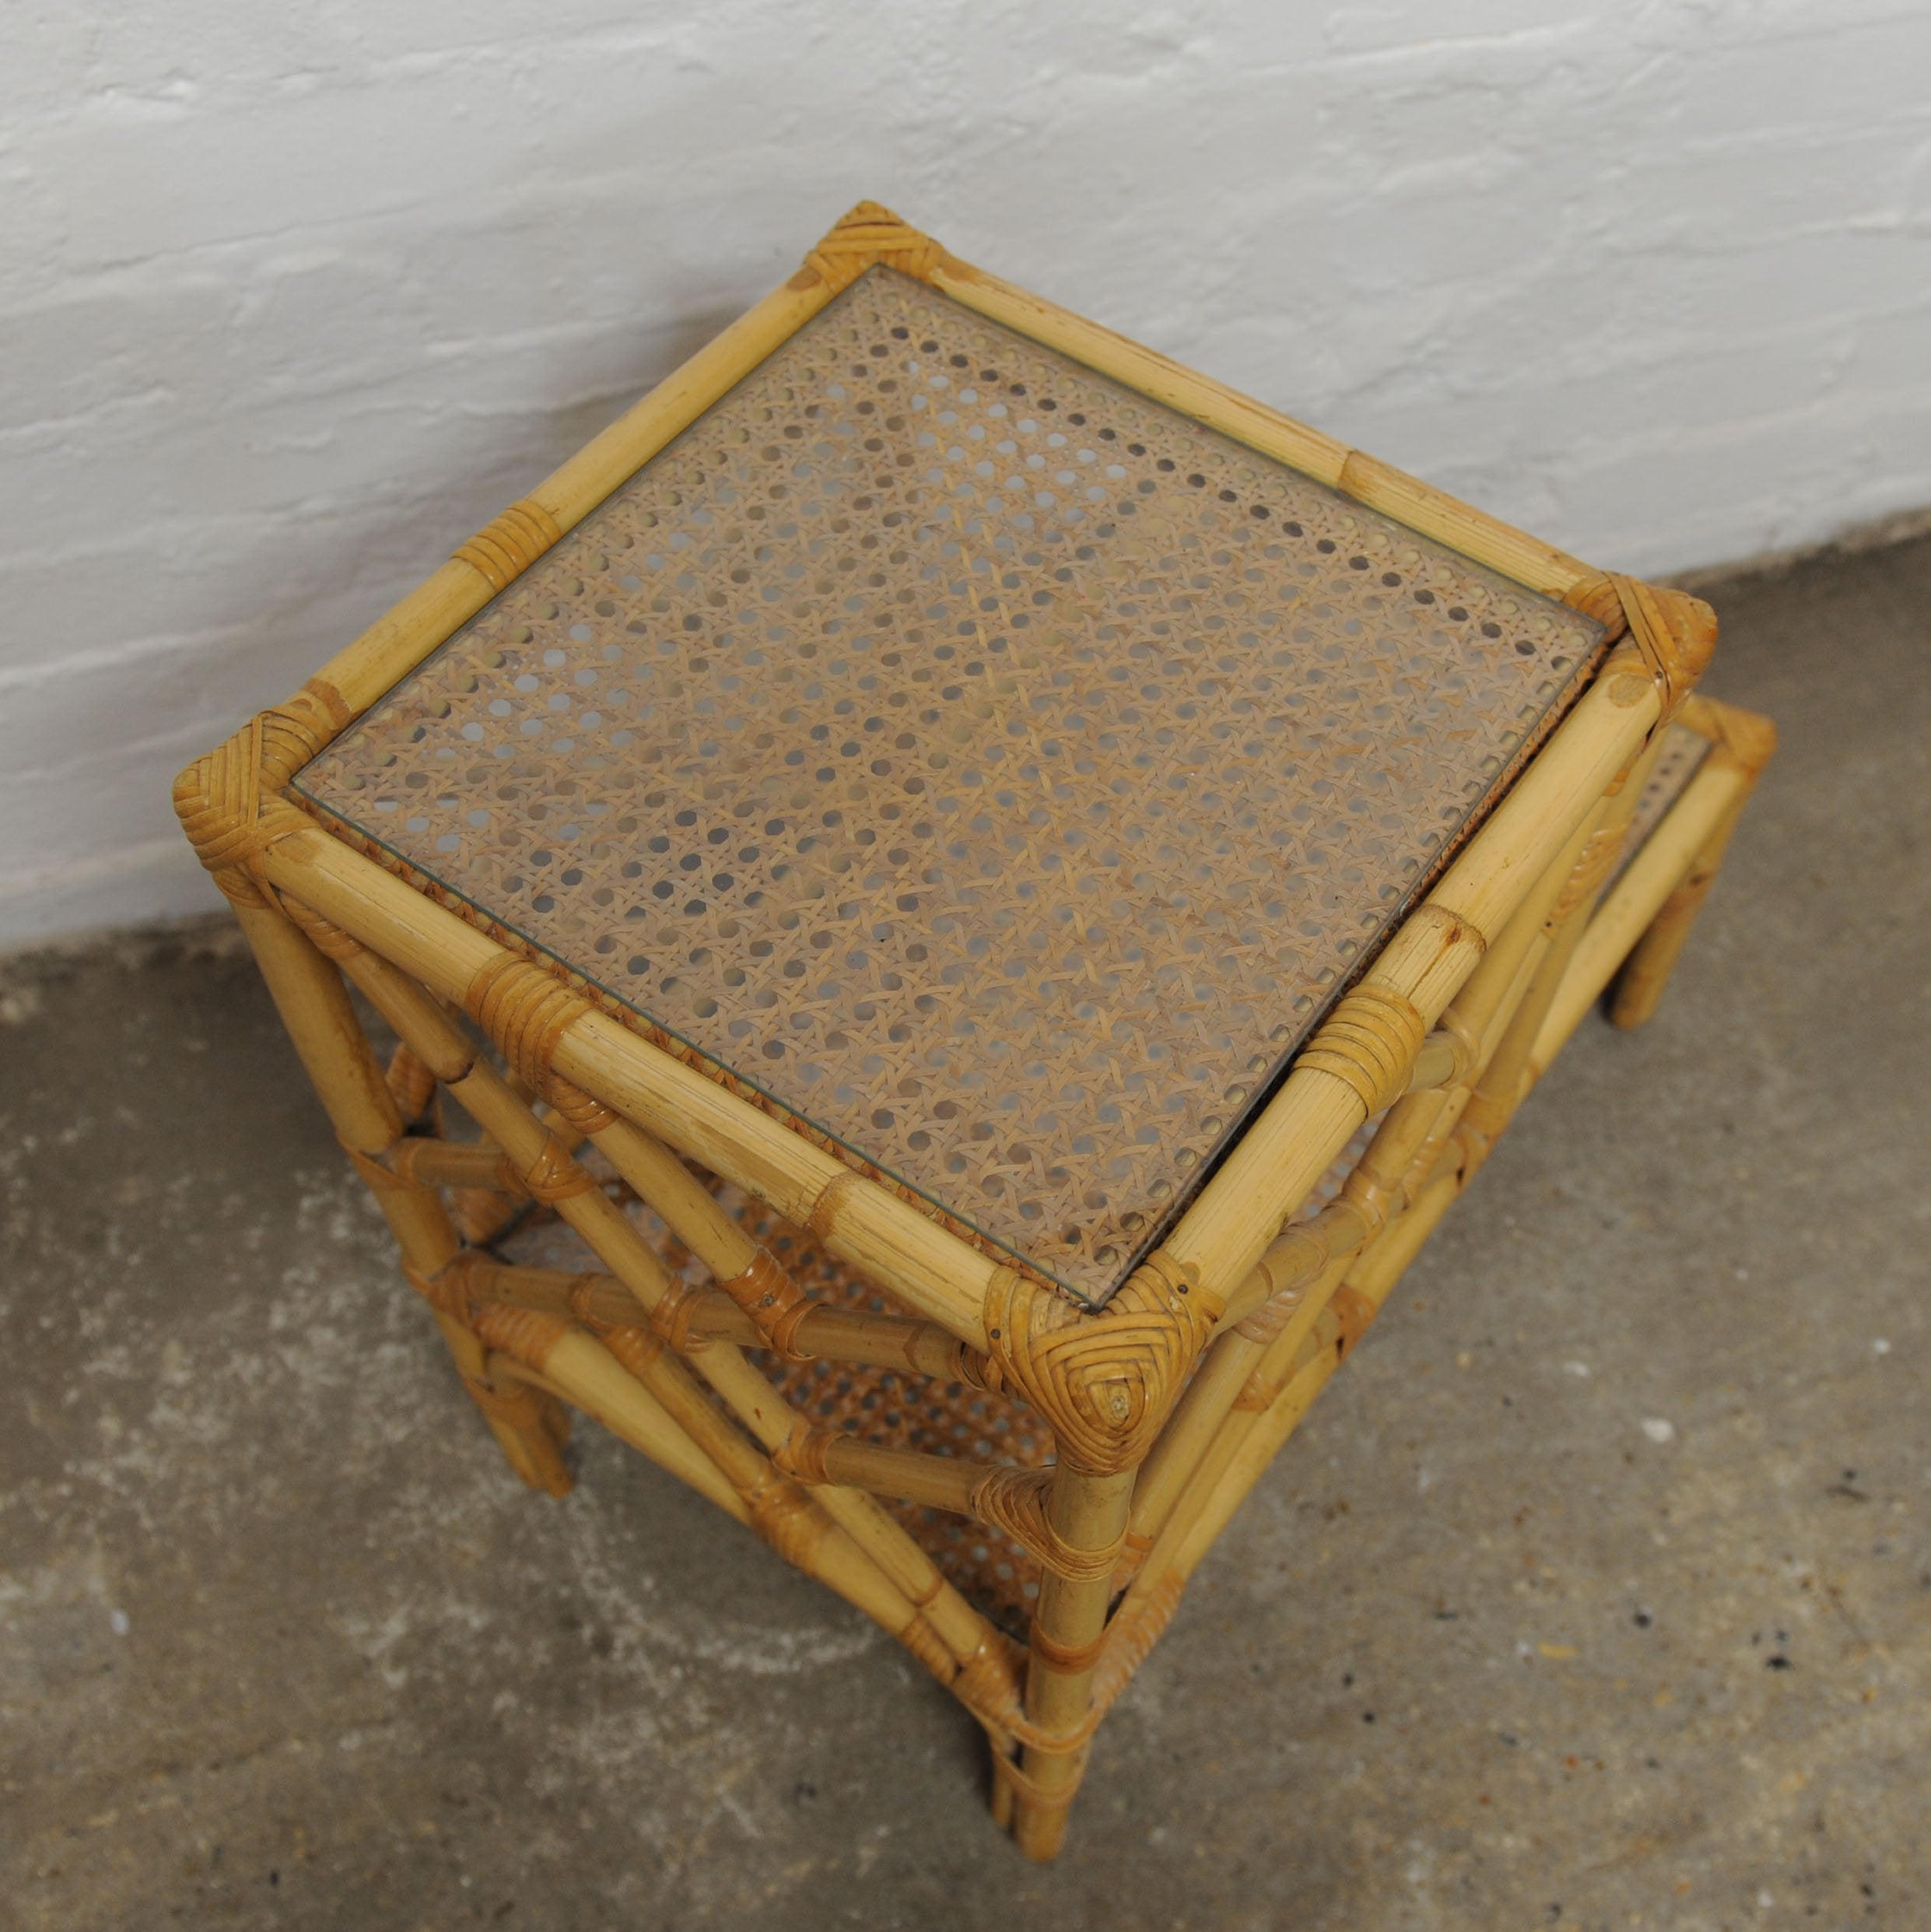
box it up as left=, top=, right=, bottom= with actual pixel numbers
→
left=173, top=199, right=1772, bottom=1861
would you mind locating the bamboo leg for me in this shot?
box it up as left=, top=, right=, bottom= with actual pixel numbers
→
left=1009, top=1466, right=1137, bottom=1860
left=1109, top=780, right=1638, bottom=1677
left=1171, top=1171, right=1461, bottom=1589
left=1529, top=760, right=1750, bottom=1078
left=1126, top=1267, right=1351, bottom=1620
left=1456, top=745, right=1650, bottom=1175
left=1125, top=1329, right=1269, bottom=1569
left=1456, top=927, right=1585, bottom=1177
left=1608, top=791, right=1752, bottom=1029
left=1127, top=789, right=1635, bottom=1605
left=1606, top=700, right=1776, bottom=1030
left=1141, top=777, right=1630, bottom=1551
left=432, top=1312, right=573, bottom=1498
left=486, top=1348, right=746, bottom=1520
left=233, top=896, right=573, bottom=1494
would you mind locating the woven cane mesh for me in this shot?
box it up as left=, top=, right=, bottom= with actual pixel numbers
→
left=746, top=1207, right=1055, bottom=1636
left=496, top=1188, right=1053, bottom=1632
left=496, top=1131, right=1373, bottom=1636
left=296, top=267, right=1602, bottom=1305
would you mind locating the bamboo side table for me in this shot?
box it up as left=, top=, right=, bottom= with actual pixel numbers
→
left=174, top=204, right=1775, bottom=1858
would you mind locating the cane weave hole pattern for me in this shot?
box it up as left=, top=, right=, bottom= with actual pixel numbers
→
left=496, top=1128, right=1376, bottom=1636
left=748, top=1204, right=1054, bottom=1637
left=296, top=268, right=1603, bottom=1305
left=496, top=1186, right=1057, bottom=1634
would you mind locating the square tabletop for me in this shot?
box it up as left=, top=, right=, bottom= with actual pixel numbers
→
left=292, top=266, right=1603, bottom=1306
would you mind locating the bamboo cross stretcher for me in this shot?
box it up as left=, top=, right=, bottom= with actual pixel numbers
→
left=173, top=204, right=1774, bottom=1858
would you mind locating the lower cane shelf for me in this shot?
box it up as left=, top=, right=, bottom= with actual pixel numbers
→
left=173, top=200, right=1775, bottom=1858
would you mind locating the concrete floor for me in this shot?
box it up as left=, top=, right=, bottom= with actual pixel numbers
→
left=3, top=537, right=1927, bottom=1931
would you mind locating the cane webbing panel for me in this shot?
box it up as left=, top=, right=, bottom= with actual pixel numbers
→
left=497, top=1123, right=1381, bottom=1636
left=496, top=1184, right=1053, bottom=1634
left=294, top=268, right=1603, bottom=1305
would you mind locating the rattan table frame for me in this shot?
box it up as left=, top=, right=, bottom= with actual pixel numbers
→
left=173, top=204, right=1775, bottom=1858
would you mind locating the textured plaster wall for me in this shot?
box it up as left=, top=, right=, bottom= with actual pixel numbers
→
left=3, top=2, right=1928, bottom=946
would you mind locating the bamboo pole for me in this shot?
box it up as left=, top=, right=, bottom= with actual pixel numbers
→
left=583, top=1117, right=759, bottom=1279
left=1170, top=1349, right=1343, bottom=1586
left=486, top=1348, right=748, bottom=1521
left=767, top=1434, right=1051, bottom=1549
left=459, top=1258, right=675, bottom=1332
left=811, top=1437, right=987, bottom=1515
left=580, top=1117, right=983, bottom=1386
left=230, top=897, right=574, bottom=1494
left=1529, top=759, right=1749, bottom=1078
left=1132, top=1352, right=1309, bottom=1613
left=483, top=1321, right=951, bottom=1653
left=1607, top=786, right=1754, bottom=1029
left=447, top=1255, right=974, bottom=1380
left=1124, top=1327, right=1272, bottom=1565
left=1011, top=1465, right=1137, bottom=1860
left=233, top=900, right=451, bottom=1266
left=1455, top=728, right=1652, bottom=1176
left=1169, top=1169, right=1462, bottom=1590
left=1132, top=1274, right=1351, bottom=1604
left=388, top=1139, right=520, bottom=1192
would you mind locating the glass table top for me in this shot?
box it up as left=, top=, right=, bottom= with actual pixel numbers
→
left=293, top=268, right=1603, bottom=1305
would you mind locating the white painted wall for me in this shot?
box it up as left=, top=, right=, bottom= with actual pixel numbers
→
left=4, top=2, right=1928, bottom=948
